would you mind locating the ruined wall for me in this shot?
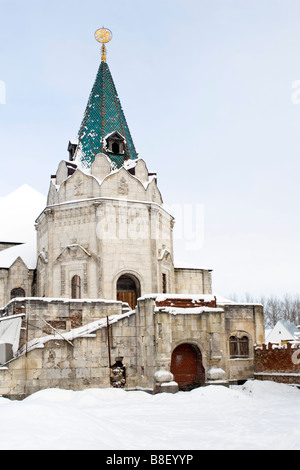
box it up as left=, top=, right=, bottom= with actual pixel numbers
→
left=222, top=303, right=264, bottom=382
left=135, top=296, right=264, bottom=389
left=0, top=296, right=265, bottom=399
left=0, top=306, right=138, bottom=400
left=1, top=298, right=126, bottom=346
left=254, top=342, right=300, bottom=385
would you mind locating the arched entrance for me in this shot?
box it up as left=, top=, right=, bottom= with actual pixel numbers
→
left=116, top=274, right=140, bottom=310
left=171, top=343, right=205, bottom=391
left=10, top=287, right=25, bottom=299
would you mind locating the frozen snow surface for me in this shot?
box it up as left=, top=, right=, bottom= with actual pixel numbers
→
left=0, top=380, right=299, bottom=450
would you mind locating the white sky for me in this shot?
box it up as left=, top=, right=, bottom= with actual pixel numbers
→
left=1, top=0, right=300, bottom=299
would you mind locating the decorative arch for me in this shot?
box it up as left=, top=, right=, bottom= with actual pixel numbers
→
left=101, top=167, right=147, bottom=199
left=170, top=342, right=205, bottom=390
left=10, top=287, right=25, bottom=299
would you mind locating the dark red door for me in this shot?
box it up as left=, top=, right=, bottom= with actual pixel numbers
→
left=171, top=343, right=205, bottom=390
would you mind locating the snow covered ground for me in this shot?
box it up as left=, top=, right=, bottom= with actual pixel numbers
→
left=0, top=380, right=299, bottom=450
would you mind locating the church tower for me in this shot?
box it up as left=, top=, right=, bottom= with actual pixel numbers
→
left=73, top=29, right=138, bottom=169
left=35, top=28, right=212, bottom=308
left=0, top=29, right=265, bottom=398
left=36, top=28, right=174, bottom=308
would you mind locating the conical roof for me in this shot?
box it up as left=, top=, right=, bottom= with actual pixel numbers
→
left=75, top=61, right=138, bottom=169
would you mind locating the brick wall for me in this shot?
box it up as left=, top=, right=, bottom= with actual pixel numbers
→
left=155, top=296, right=217, bottom=309
left=254, top=342, right=300, bottom=385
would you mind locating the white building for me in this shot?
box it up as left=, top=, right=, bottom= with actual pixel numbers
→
left=265, top=320, right=300, bottom=346
left=0, top=29, right=264, bottom=398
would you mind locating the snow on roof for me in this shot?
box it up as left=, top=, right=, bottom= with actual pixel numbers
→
left=174, top=260, right=213, bottom=271
left=266, top=320, right=300, bottom=344
left=155, top=306, right=223, bottom=315
left=0, top=185, right=46, bottom=269
left=0, top=185, right=46, bottom=244
left=123, top=158, right=139, bottom=170
left=0, top=240, right=37, bottom=269
left=0, top=297, right=127, bottom=313
left=139, top=293, right=262, bottom=309
left=215, top=294, right=263, bottom=306
left=139, top=293, right=216, bottom=302
left=143, top=294, right=223, bottom=315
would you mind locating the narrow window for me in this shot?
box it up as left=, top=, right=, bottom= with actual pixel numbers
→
left=229, top=336, right=238, bottom=357
left=71, top=275, right=81, bottom=299
left=162, top=273, right=167, bottom=293
left=239, top=336, right=249, bottom=357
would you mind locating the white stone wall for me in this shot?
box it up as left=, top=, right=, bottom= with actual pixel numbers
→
left=36, top=156, right=176, bottom=300
left=174, top=268, right=212, bottom=295
left=0, top=296, right=264, bottom=398
left=0, top=260, right=34, bottom=308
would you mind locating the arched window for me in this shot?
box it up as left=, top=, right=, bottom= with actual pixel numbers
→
left=10, top=287, right=25, bottom=299
left=112, top=141, right=120, bottom=153
left=229, top=335, right=249, bottom=358
left=71, top=275, right=81, bottom=299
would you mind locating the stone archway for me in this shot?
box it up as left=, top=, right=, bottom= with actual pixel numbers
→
left=170, top=343, right=205, bottom=391
left=116, top=274, right=140, bottom=310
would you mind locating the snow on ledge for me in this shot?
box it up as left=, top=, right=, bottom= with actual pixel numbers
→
left=138, top=293, right=216, bottom=302
left=155, top=306, right=223, bottom=315
left=0, top=296, right=127, bottom=313
left=16, top=310, right=135, bottom=358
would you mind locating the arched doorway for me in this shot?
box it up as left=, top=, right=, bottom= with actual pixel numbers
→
left=116, top=274, right=140, bottom=310
left=171, top=343, right=205, bottom=391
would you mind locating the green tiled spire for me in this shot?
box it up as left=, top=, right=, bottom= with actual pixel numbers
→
left=76, top=60, right=138, bottom=169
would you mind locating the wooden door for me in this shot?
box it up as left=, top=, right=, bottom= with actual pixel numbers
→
left=171, top=343, right=205, bottom=390
left=117, top=290, right=137, bottom=310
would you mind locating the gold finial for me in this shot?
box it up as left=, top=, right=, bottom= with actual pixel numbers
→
left=94, top=27, right=113, bottom=62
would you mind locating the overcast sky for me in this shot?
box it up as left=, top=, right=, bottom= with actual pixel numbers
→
left=1, top=0, right=300, bottom=299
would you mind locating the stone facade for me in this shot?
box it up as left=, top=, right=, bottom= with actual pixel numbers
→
left=0, top=295, right=264, bottom=399
left=0, top=258, right=35, bottom=308
left=35, top=154, right=211, bottom=303
left=0, top=46, right=265, bottom=398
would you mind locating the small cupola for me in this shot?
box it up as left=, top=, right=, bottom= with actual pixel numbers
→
left=104, top=131, right=126, bottom=154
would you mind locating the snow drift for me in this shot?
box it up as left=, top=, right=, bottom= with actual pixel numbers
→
left=0, top=380, right=299, bottom=450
